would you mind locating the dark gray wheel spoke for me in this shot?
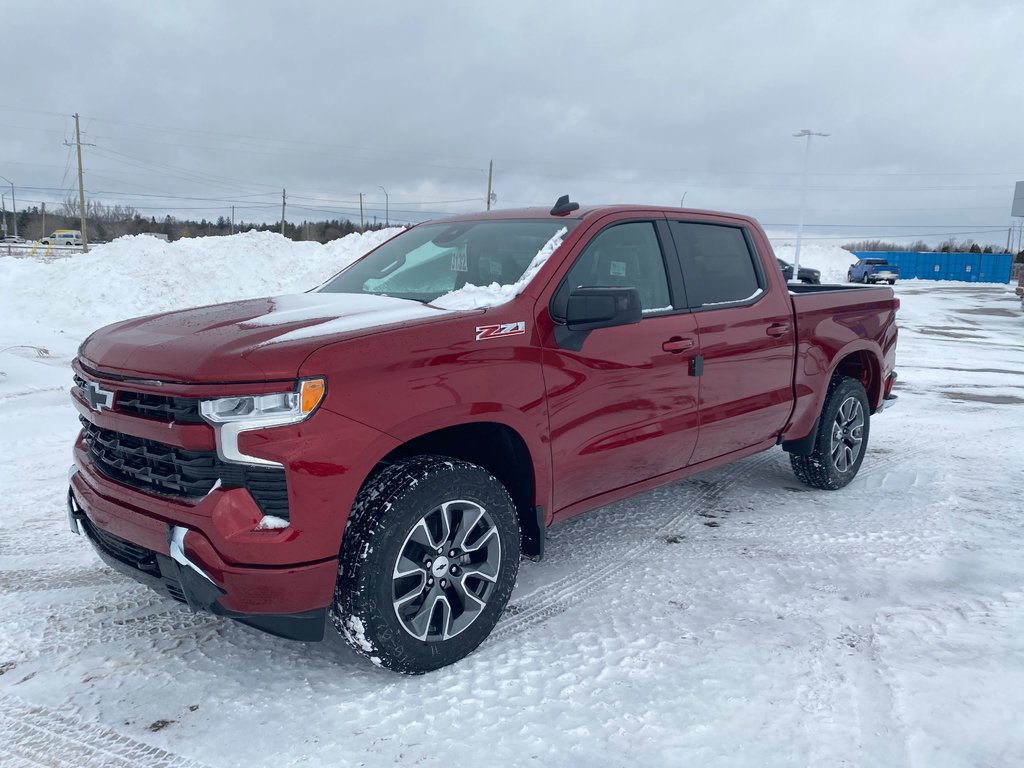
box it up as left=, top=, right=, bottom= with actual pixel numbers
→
left=830, top=395, right=865, bottom=473
left=392, top=498, right=502, bottom=643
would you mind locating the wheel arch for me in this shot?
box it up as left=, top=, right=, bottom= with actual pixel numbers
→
left=832, top=347, right=883, bottom=411
left=368, top=421, right=544, bottom=560
left=783, top=345, right=883, bottom=455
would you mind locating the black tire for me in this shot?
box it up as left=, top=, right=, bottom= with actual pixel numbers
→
left=790, top=376, right=870, bottom=490
left=888, top=280, right=896, bottom=285
left=333, top=456, right=520, bottom=674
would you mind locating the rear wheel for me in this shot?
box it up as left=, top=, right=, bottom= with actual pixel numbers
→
left=790, top=376, right=870, bottom=490
left=333, top=456, right=520, bottom=674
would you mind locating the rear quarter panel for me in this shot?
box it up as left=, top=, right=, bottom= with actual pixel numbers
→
left=784, top=286, right=898, bottom=442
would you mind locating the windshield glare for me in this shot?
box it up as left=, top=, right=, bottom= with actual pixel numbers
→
left=319, top=219, right=577, bottom=303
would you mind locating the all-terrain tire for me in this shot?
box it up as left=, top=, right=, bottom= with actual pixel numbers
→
left=333, top=456, right=520, bottom=674
left=790, top=376, right=871, bottom=490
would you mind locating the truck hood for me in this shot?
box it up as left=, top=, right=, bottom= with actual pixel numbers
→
left=79, top=293, right=445, bottom=383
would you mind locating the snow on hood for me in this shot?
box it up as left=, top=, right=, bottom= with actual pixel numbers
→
left=431, top=226, right=567, bottom=310
left=248, top=293, right=444, bottom=345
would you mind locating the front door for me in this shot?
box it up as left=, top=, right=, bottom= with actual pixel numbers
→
left=540, top=220, right=701, bottom=513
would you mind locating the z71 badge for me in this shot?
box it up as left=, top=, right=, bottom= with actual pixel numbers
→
left=475, top=321, right=526, bottom=341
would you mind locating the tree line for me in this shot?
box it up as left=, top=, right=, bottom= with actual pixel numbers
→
left=842, top=237, right=1014, bottom=255
left=7, top=198, right=390, bottom=244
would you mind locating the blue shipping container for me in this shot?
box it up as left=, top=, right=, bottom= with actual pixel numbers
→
left=849, top=251, right=1012, bottom=283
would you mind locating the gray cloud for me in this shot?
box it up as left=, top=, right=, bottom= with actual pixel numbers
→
left=3, top=0, right=1022, bottom=245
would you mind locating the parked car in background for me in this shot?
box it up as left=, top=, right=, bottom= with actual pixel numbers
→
left=777, top=258, right=821, bottom=284
left=41, top=229, right=82, bottom=246
left=849, top=258, right=899, bottom=284
left=2, top=235, right=27, bottom=244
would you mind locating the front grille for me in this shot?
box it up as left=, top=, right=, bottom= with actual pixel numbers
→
left=82, top=515, right=159, bottom=575
left=73, top=374, right=203, bottom=423
left=116, top=391, right=204, bottom=423
left=80, top=416, right=289, bottom=519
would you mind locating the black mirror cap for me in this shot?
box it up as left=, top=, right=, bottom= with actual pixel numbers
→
left=565, top=286, right=642, bottom=331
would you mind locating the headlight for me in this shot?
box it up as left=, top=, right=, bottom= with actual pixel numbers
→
left=200, top=378, right=325, bottom=425
left=200, top=378, right=325, bottom=466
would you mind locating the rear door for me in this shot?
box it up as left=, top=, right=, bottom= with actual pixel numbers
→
left=666, top=220, right=795, bottom=464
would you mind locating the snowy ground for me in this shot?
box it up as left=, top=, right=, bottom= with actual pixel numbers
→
left=1, top=233, right=1023, bottom=767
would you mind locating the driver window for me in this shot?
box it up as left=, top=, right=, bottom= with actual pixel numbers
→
left=565, top=222, right=672, bottom=313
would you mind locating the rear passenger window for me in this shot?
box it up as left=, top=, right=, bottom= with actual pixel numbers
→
left=669, top=222, right=762, bottom=307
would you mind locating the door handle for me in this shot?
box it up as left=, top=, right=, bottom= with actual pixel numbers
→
left=662, top=336, right=696, bottom=353
left=766, top=323, right=790, bottom=337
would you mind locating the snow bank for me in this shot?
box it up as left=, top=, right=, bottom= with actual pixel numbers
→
left=0, top=228, right=400, bottom=336
left=771, top=242, right=858, bottom=284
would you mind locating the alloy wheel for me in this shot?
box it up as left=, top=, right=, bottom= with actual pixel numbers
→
left=830, top=396, right=865, bottom=473
left=392, top=500, right=502, bottom=642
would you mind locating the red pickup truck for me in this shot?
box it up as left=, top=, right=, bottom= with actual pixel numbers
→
left=67, top=198, right=898, bottom=673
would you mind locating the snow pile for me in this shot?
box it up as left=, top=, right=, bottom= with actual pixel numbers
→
left=771, top=242, right=858, bottom=284
left=0, top=228, right=400, bottom=336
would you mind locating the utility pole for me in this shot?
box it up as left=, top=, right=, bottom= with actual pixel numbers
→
left=359, top=193, right=364, bottom=232
left=74, top=113, right=89, bottom=253
left=379, top=185, right=389, bottom=226
left=231, top=205, right=235, bottom=234
left=0, top=175, right=16, bottom=237
left=280, top=189, right=286, bottom=238
left=486, top=160, right=494, bottom=210
left=41, top=202, right=45, bottom=240
left=792, top=129, right=828, bottom=281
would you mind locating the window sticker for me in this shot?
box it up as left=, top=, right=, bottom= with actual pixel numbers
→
left=451, top=247, right=468, bottom=273
left=609, top=261, right=627, bottom=277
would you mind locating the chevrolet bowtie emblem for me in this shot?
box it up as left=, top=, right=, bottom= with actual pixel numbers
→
left=85, top=381, right=114, bottom=412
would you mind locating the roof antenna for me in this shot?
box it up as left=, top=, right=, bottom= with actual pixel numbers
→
left=550, top=195, right=580, bottom=216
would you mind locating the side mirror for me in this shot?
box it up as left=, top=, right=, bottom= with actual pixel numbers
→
left=565, top=286, right=642, bottom=331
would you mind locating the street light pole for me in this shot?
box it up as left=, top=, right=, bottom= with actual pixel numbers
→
left=0, top=175, right=15, bottom=238
left=792, top=129, right=828, bottom=282
left=679, top=192, right=688, bottom=207
left=1, top=192, right=7, bottom=238
left=379, top=185, right=389, bottom=227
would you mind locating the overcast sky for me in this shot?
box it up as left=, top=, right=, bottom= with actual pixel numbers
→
left=3, top=0, right=1023, bottom=247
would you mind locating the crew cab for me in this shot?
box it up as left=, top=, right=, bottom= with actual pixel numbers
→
left=67, top=199, right=899, bottom=673
left=849, top=257, right=899, bottom=284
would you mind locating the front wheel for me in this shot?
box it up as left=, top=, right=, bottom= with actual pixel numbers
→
left=790, top=376, right=870, bottom=490
left=333, top=456, right=520, bottom=674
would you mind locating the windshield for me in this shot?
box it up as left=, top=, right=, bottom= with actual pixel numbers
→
left=319, top=219, right=577, bottom=304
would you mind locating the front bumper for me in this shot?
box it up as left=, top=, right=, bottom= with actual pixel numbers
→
left=68, top=469, right=335, bottom=641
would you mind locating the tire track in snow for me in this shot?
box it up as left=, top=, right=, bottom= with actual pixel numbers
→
left=0, top=566, right=125, bottom=595
left=0, top=586, right=218, bottom=662
left=489, top=452, right=776, bottom=642
left=0, top=694, right=211, bottom=768
left=836, top=626, right=912, bottom=767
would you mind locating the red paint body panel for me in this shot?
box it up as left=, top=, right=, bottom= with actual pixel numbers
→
left=69, top=204, right=898, bottom=623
